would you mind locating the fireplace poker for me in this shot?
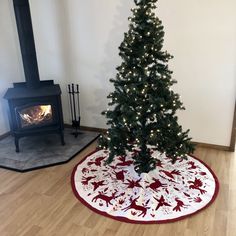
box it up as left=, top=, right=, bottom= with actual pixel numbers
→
left=72, top=84, right=77, bottom=125
left=68, top=84, right=74, bottom=121
left=76, top=84, right=81, bottom=127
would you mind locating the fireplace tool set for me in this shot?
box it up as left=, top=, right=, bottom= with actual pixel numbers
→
left=68, top=84, right=81, bottom=137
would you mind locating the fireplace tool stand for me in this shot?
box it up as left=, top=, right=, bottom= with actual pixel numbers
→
left=68, top=84, right=81, bottom=138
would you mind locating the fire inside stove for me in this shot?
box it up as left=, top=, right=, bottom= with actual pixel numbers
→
left=18, top=105, right=53, bottom=128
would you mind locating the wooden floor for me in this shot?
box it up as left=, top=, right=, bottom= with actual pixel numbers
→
left=0, top=141, right=235, bottom=236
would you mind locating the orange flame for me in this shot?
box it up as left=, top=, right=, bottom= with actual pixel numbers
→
left=19, top=105, right=52, bottom=127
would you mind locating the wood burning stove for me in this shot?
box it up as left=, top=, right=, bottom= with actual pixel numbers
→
left=4, top=0, right=65, bottom=152
left=4, top=81, right=65, bottom=152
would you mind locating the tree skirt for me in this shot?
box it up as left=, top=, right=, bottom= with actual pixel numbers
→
left=71, top=148, right=219, bottom=224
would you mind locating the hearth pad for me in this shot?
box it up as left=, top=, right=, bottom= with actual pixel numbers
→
left=0, top=128, right=99, bottom=172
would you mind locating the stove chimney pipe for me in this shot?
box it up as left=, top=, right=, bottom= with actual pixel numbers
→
left=13, top=0, right=40, bottom=89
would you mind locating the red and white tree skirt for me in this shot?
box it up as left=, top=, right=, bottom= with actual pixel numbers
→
left=71, top=148, right=219, bottom=224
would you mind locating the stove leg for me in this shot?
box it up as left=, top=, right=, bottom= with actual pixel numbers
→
left=60, top=132, right=65, bottom=146
left=15, top=137, right=20, bottom=152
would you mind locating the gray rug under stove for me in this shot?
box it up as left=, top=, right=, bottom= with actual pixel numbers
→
left=0, top=128, right=100, bottom=172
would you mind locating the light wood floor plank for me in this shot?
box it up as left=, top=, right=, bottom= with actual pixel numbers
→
left=0, top=141, right=235, bottom=236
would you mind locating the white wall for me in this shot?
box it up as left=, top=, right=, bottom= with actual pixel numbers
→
left=29, top=0, right=134, bottom=127
left=29, top=0, right=71, bottom=124
left=158, top=0, right=236, bottom=146
left=0, top=0, right=25, bottom=135
left=0, top=0, right=235, bottom=147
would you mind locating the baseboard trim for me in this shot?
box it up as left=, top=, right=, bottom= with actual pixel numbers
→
left=80, top=126, right=106, bottom=134
left=192, top=142, right=230, bottom=152
left=0, top=132, right=11, bottom=141
left=66, top=124, right=233, bottom=152
left=64, top=124, right=106, bottom=134
left=229, top=101, right=236, bottom=152
left=1, top=125, right=233, bottom=152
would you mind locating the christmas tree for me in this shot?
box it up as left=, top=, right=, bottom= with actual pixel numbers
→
left=99, top=0, right=195, bottom=174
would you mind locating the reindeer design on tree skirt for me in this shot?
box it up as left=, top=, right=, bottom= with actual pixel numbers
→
left=92, top=190, right=125, bottom=207
left=122, top=196, right=150, bottom=217
left=71, top=148, right=219, bottom=223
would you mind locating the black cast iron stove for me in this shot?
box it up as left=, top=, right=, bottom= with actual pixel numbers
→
left=4, top=0, right=65, bottom=152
